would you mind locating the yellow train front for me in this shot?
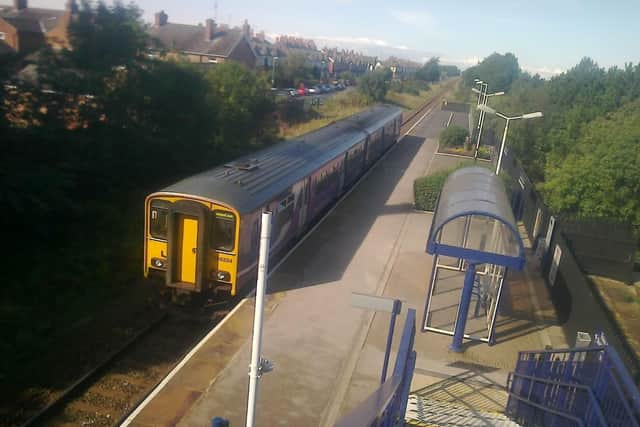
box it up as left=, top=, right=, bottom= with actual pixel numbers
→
left=143, top=105, right=403, bottom=297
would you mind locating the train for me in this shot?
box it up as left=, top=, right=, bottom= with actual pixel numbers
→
left=143, top=104, right=403, bottom=297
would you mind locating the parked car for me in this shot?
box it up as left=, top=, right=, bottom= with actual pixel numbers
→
left=288, top=89, right=299, bottom=97
left=308, top=86, right=321, bottom=94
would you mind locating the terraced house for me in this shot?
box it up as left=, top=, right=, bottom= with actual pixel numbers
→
left=0, top=0, right=78, bottom=55
left=147, top=11, right=256, bottom=68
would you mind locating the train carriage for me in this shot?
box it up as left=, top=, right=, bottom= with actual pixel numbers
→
left=144, top=105, right=403, bottom=297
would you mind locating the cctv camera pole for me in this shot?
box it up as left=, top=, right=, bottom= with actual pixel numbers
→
left=246, top=211, right=272, bottom=427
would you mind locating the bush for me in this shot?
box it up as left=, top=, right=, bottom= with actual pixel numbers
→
left=439, top=125, right=469, bottom=148
left=414, top=162, right=482, bottom=210
left=358, top=69, right=391, bottom=102
left=414, top=169, right=451, bottom=211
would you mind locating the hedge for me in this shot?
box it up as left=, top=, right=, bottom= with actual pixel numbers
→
left=414, top=169, right=452, bottom=211
left=414, top=162, right=487, bottom=211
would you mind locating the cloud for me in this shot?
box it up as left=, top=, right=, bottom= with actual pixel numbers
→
left=439, top=56, right=481, bottom=69
left=389, top=9, right=435, bottom=26
left=522, top=65, right=565, bottom=77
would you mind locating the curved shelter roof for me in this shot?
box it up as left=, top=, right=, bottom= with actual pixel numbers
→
left=426, top=166, right=525, bottom=270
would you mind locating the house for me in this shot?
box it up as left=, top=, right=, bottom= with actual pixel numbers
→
left=147, top=11, right=256, bottom=68
left=243, top=21, right=280, bottom=70
left=0, top=0, right=77, bottom=55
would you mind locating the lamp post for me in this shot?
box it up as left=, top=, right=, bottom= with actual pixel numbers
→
left=271, top=56, right=279, bottom=88
left=471, top=82, right=504, bottom=159
left=477, top=104, right=543, bottom=175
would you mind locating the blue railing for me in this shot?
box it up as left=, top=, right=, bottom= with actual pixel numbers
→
left=506, top=345, right=640, bottom=426
left=335, top=308, right=417, bottom=427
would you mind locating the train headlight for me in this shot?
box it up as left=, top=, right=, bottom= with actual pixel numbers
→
left=151, top=258, right=166, bottom=269
left=213, top=271, right=231, bottom=282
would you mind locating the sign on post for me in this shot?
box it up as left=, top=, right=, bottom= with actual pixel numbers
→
left=549, top=244, right=562, bottom=286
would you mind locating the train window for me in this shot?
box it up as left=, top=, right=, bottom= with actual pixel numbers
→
left=150, top=206, right=168, bottom=240
left=211, top=211, right=236, bottom=252
left=276, top=194, right=295, bottom=228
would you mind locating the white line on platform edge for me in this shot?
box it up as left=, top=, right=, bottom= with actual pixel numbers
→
left=121, top=102, right=438, bottom=426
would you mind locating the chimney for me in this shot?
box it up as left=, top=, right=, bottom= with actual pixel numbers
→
left=154, top=10, right=168, bottom=27
left=65, top=0, right=78, bottom=14
left=14, top=0, right=27, bottom=10
left=205, top=18, right=215, bottom=41
left=242, top=19, right=250, bottom=37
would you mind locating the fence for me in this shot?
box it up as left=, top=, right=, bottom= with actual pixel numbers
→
left=499, top=149, right=640, bottom=382
left=334, top=309, right=417, bottom=427
left=506, top=345, right=640, bottom=426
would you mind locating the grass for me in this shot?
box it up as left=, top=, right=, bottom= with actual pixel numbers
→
left=280, top=79, right=458, bottom=139
left=280, top=89, right=370, bottom=139
left=385, top=80, right=449, bottom=110
left=589, top=275, right=640, bottom=363
left=439, top=145, right=492, bottom=160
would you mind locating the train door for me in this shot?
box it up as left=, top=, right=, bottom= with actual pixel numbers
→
left=338, top=155, right=346, bottom=194
left=297, top=178, right=310, bottom=235
left=167, top=201, right=207, bottom=291
left=178, top=215, right=198, bottom=284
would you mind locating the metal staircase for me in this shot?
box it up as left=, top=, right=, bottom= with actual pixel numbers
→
left=405, top=395, right=522, bottom=426
left=505, top=342, right=640, bottom=426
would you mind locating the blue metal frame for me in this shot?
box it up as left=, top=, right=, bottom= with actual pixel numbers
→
left=426, top=210, right=526, bottom=269
left=424, top=174, right=526, bottom=351
left=506, top=344, right=640, bottom=426
left=335, top=309, right=417, bottom=427
left=380, top=299, right=402, bottom=384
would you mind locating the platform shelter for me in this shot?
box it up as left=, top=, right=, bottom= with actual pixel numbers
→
left=422, top=166, right=525, bottom=352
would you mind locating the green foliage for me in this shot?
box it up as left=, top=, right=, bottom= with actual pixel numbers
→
left=389, top=79, right=425, bottom=96
left=414, top=169, right=451, bottom=211
left=543, top=100, right=640, bottom=225
left=416, top=57, right=441, bottom=83
left=440, top=65, right=461, bottom=77
left=439, top=125, right=469, bottom=148
left=338, top=70, right=355, bottom=84
left=469, top=52, right=640, bottom=227
left=68, top=1, right=148, bottom=71
left=206, top=62, right=277, bottom=153
left=275, top=53, right=315, bottom=87
left=462, top=52, right=521, bottom=92
left=358, top=69, right=390, bottom=102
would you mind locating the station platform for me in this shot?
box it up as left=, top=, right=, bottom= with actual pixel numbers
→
left=123, top=107, right=570, bottom=427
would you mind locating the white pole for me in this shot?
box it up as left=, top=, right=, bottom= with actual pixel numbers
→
left=246, top=211, right=272, bottom=427
left=474, top=83, right=488, bottom=159
left=495, top=118, right=510, bottom=175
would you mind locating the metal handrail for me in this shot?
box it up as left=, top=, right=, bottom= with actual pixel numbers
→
left=507, top=393, right=585, bottom=427
left=333, top=376, right=401, bottom=427
left=334, top=309, right=416, bottom=427
left=508, top=371, right=609, bottom=426
left=517, top=346, right=608, bottom=357
left=516, top=345, right=640, bottom=425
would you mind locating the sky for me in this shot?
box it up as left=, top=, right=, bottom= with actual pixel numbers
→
left=25, top=0, right=640, bottom=77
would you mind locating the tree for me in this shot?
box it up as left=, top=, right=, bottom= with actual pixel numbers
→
left=67, top=0, right=148, bottom=71
left=440, top=65, right=461, bottom=78
left=416, top=57, right=441, bottom=83
left=439, top=126, right=469, bottom=148
left=462, top=52, right=521, bottom=92
left=358, top=69, right=389, bottom=102
left=275, top=53, right=314, bottom=87
left=543, top=100, right=640, bottom=225
left=206, top=62, right=277, bottom=154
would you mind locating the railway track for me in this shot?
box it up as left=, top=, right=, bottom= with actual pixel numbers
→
left=19, top=304, right=231, bottom=427
left=7, top=84, right=454, bottom=427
